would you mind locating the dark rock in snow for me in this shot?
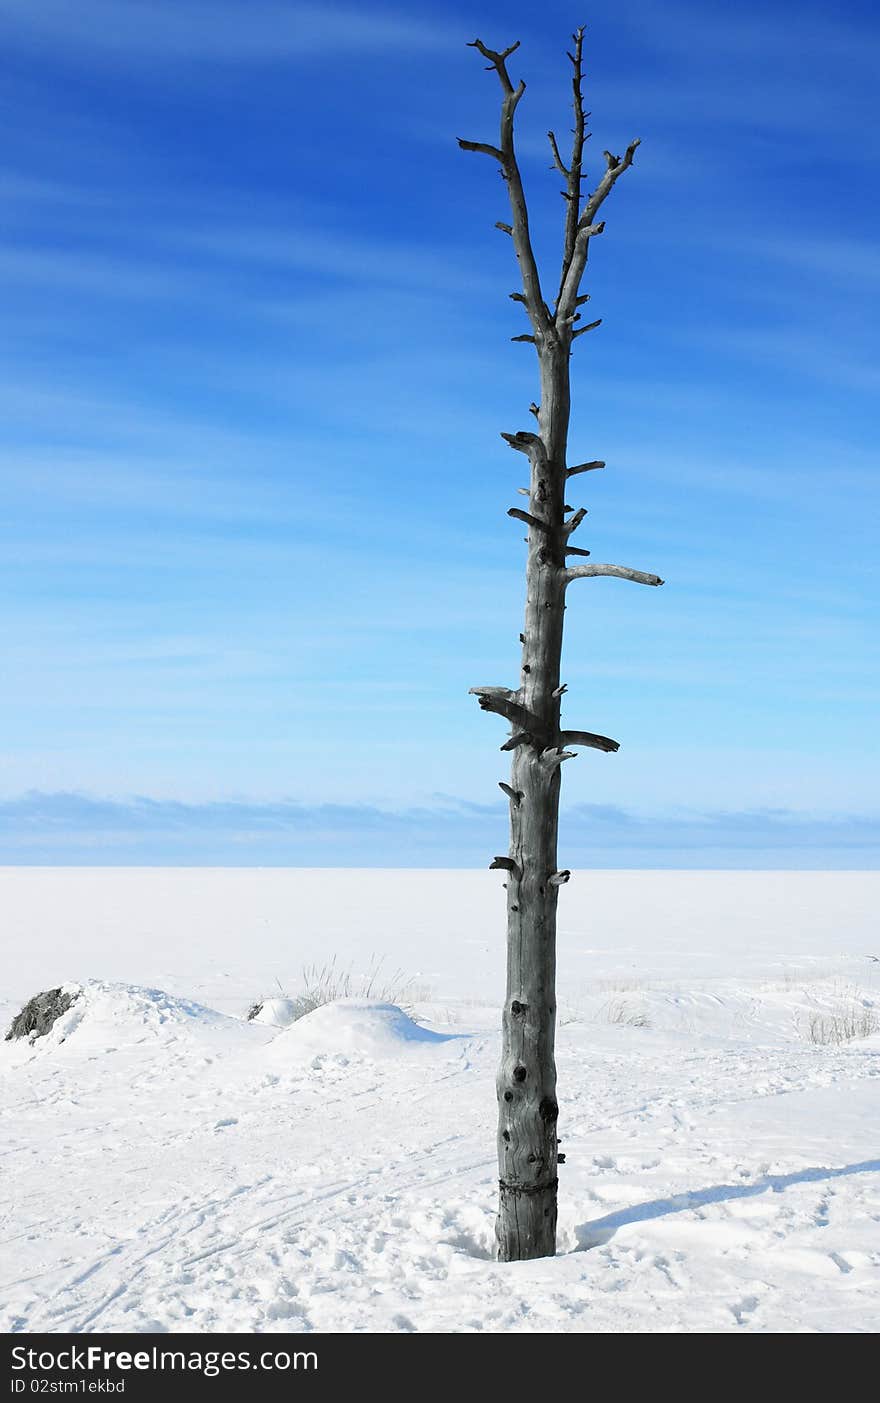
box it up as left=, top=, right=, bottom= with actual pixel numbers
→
left=5, top=987, right=79, bottom=1041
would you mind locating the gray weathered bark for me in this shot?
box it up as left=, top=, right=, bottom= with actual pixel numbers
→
left=459, top=32, right=664, bottom=1261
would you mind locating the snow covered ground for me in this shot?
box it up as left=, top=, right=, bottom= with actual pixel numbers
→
left=2, top=868, right=879, bottom=1334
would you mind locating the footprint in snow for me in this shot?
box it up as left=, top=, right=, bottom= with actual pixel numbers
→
left=730, top=1294, right=761, bottom=1326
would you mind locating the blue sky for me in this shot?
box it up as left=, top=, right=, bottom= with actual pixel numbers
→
left=1, top=0, right=878, bottom=865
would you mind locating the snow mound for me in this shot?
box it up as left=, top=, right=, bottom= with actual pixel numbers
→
left=274, top=999, right=458, bottom=1059
left=2, top=980, right=267, bottom=1061
left=248, top=996, right=301, bottom=1028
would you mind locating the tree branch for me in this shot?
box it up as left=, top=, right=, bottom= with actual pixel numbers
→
left=554, top=224, right=605, bottom=324
left=563, top=563, right=664, bottom=587
left=468, top=38, right=521, bottom=91
left=500, top=429, right=542, bottom=456
left=457, top=138, right=505, bottom=161
left=547, top=129, right=569, bottom=177
left=507, top=507, right=550, bottom=532
left=500, top=731, right=533, bottom=752
left=557, top=27, right=588, bottom=303
left=472, top=691, right=521, bottom=723
left=471, top=687, right=519, bottom=718
left=489, top=855, right=519, bottom=873
left=540, top=746, right=577, bottom=767
left=470, top=687, right=547, bottom=739
left=555, top=138, right=639, bottom=323
left=463, top=39, right=549, bottom=334
left=567, top=460, right=605, bottom=477
left=560, top=729, right=620, bottom=753
left=571, top=318, right=602, bottom=339
left=584, top=140, right=641, bottom=225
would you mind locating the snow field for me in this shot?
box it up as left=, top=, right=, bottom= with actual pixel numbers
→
left=1, top=868, right=879, bottom=1333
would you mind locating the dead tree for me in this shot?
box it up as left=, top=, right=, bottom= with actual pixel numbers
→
left=459, top=32, right=664, bottom=1261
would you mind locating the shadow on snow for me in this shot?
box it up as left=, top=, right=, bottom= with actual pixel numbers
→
left=575, top=1159, right=880, bottom=1250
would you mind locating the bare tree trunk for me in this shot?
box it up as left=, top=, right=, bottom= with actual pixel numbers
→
left=459, top=33, right=663, bottom=1261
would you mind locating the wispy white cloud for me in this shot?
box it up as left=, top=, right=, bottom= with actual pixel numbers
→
left=1, top=0, right=875, bottom=827
left=625, top=0, right=880, bottom=71
left=0, top=1, right=454, bottom=65
left=0, top=244, right=200, bottom=300
left=690, top=323, right=880, bottom=395
left=741, top=234, right=880, bottom=286
left=166, top=223, right=495, bottom=297
left=0, top=791, right=876, bottom=868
